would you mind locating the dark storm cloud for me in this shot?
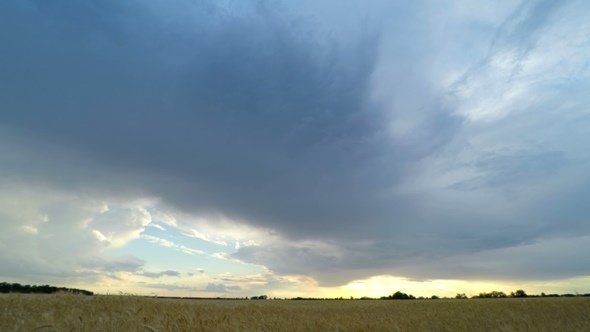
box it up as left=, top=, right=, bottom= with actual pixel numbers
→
left=0, top=0, right=411, bottom=240
left=227, top=0, right=590, bottom=286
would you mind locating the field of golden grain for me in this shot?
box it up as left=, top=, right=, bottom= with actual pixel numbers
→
left=1, top=293, right=590, bottom=331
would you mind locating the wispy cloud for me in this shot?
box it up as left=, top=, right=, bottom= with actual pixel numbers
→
left=141, top=235, right=206, bottom=256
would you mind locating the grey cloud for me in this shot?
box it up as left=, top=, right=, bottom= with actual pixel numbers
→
left=450, top=150, right=566, bottom=191
left=140, top=270, right=181, bottom=279
left=0, top=0, right=406, bottom=241
left=218, top=274, right=268, bottom=284
left=187, top=269, right=205, bottom=277
left=80, top=255, right=146, bottom=274
left=233, top=232, right=590, bottom=286
left=492, top=0, right=569, bottom=51
left=144, top=283, right=198, bottom=292
left=0, top=249, right=145, bottom=284
left=395, top=236, right=590, bottom=281
left=204, top=283, right=242, bottom=293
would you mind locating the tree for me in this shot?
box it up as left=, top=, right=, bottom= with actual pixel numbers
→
left=511, top=289, right=527, bottom=298
left=476, top=291, right=507, bottom=298
left=381, top=291, right=415, bottom=300
left=455, top=293, right=468, bottom=299
left=0, top=282, right=10, bottom=293
left=0, top=282, right=92, bottom=295
left=251, top=295, right=267, bottom=300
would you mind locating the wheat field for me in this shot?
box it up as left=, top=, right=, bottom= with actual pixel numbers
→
left=1, top=293, right=589, bottom=331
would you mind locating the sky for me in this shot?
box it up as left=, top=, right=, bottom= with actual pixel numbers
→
left=1, top=0, right=590, bottom=298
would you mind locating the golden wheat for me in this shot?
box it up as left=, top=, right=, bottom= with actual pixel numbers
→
left=1, top=292, right=589, bottom=331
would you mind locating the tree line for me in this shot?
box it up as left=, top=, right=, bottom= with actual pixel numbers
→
left=0, top=282, right=93, bottom=296
left=288, top=289, right=590, bottom=300
left=3, top=281, right=588, bottom=300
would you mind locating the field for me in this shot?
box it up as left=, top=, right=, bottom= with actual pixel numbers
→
left=1, top=293, right=590, bottom=331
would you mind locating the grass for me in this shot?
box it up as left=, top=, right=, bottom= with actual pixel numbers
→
left=1, top=293, right=590, bottom=331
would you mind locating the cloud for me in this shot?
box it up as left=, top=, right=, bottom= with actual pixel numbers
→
left=447, top=0, right=580, bottom=122
left=140, top=235, right=206, bottom=256
left=393, top=236, right=590, bottom=281
left=217, top=273, right=269, bottom=284
left=204, top=283, right=242, bottom=293
left=450, top=150, right=566, bottom=190
left=1, top=0, right=590, bottom=291
left=143, top=283, right=199, bottom=292
left=140, top=270, right=181, bottom=279
left=232, top=233, right=590, bottom=286
left=0, top=181, right=147, bottom=283
left=0, top=0, right=396, bottom=242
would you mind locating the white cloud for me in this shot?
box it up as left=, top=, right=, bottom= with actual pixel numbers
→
left=140, top=234, right=206, bottom=256
left=148, top=224, right=166, bottom=231
left=0, top=180, right=150, bottom=284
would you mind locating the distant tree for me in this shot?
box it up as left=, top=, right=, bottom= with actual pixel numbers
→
left=455, top=293, right=468, bottom=299
left=0, top=282, right=92, bottom=295
left=476, top=291, right=507, bottom=298
left=23, top=285, right=32, bottom=294
left=430, top=295, right=439, bottom=300
left=382, top=291, right=415, bottom=300
left=251, top=295, right=267, bottom=300
left=511, top=289, right=527, bottom=298
left=492, top=291, right=507, bottom=298
left=0, top=282, right=10, bottom=293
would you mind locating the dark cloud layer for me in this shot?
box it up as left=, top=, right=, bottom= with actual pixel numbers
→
left=1, top=0, right=406, bottom=240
